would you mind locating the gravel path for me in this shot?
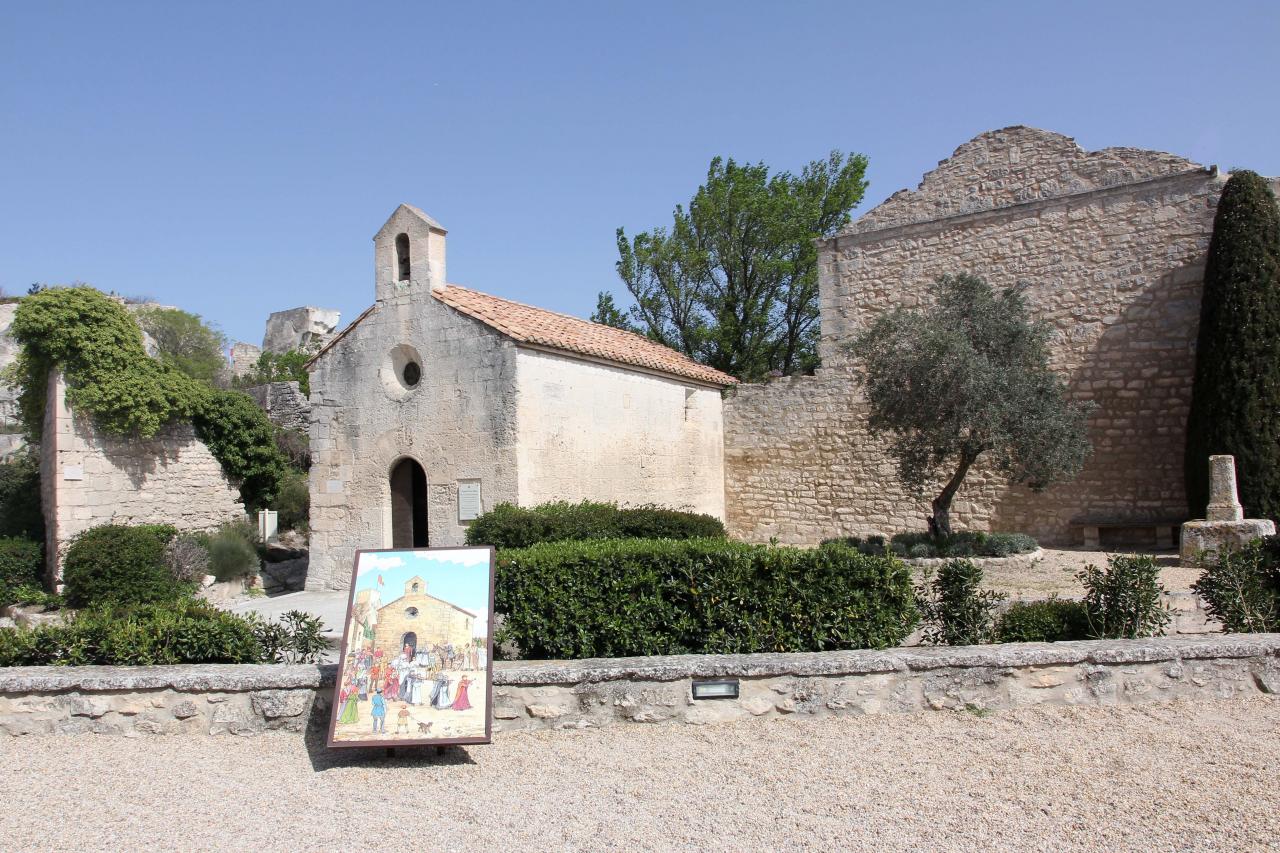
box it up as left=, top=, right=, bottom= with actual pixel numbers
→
left=1, top=697, right=1276, bottom=851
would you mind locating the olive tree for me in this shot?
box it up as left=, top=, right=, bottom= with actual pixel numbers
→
left=850, top=273, right=1093, bottom=536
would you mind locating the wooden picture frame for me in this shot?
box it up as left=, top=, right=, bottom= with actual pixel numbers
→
left=326, top=546, right=496, bottom=749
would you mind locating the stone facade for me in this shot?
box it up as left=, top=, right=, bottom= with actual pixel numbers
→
left=357, top=575, right=477, bottom=660
left=229, top=341, right=262, bottom=378
left=307, top=205, right=729, bottom=590
left=262, top=306, right=341, bottom=354
left=724, top=127, right=1280, bottom=546
left=40, top=372, right=243, bottom=580
left=246, top=381, right=311, bottom=433
left=0, top=634, right=1275, bottom=737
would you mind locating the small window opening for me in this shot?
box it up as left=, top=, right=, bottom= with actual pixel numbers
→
left=402, top=361, right=421, bottom=387
left=395, top=233, right=411, bottom=281
left=405, top=607, right=419, bottom=619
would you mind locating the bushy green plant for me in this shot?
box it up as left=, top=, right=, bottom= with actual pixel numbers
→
left=494, top=538, right=917, bottom=659
left=997, top=597, right=1090, bottom=643
left=273, top=468, right=310, bottom=532
left=62, top=524, right=186, bottom=607
left=916, top=559, right=1007, bottom=645
left=133, top=305, right=229, bottom=387
left=1077, top=555, right=1170, bottom=639
left=1192, top=537, right=1280, bottom=633
left=192, top=390, right=290, bottom=511
left=6, top=584, right=63, bottom=609
left=0, top=537, right=43, bottom=604
left=0, top=599, right=262, bottom=666
left=242, top=610, right=327, bottom=663
left=205, top=521, right=260, bottom=582
left=232, top=350, right=312, bottom=396
left=0, top=450, right=44, bottom=541
left=821, top=531, right=1038, bottom=559
left=465, top=500, right=726, bottom=549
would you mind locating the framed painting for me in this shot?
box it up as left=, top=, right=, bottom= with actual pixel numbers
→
left=326, top=546, right=495, bottom=748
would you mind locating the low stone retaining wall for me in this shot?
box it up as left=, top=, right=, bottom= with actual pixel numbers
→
left=905, top=547, right=1044, bottom=571
left=1, top=634, right=1277, bottom=736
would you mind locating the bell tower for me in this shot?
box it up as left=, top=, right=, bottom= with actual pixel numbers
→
left=373, top=204, right=447, bottom=302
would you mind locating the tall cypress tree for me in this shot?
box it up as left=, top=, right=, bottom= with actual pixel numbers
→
left=1184, top=171, right=1280, bottom=520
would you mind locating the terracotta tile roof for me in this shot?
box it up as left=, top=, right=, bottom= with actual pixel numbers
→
left=432, top=285, right=738, bottom=386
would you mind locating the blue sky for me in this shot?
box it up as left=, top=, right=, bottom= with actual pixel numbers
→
left=3, top=1, right=1279, bottom=347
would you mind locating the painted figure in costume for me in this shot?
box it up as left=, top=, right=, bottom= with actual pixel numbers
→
left=383, top=668, right=399, bottom=701
left=450, top=675, right=473, bottom=711
left=395, top=704, right=411, bottom=734
left=356, top=671, right=369, bottom=702
left=337, top=685, right=359, bottom=724
left=371, top=688, right=386, bottom=733
left=430, top=671, right=452, bottom=709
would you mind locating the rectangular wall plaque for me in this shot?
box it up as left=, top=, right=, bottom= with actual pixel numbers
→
left=457, top=480, right=481, bottom=522
left=63, top=465, right=84, bottom=481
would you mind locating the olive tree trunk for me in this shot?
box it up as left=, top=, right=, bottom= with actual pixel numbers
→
left=927, top=451, right=977, bottom=538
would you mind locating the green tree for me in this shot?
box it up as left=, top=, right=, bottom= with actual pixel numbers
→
left=615, top=151, right=868, bottom=381
left=851, top=273, right=1093, bottom=536
left=232, top=350, right=311, bottom=396
left=589, top=291, right=636, bottom=332
left=1184, top=171, right=1280, bottom=520
left=134, top=306, right=230, bottom=387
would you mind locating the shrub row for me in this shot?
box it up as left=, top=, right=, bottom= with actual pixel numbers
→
left=466, top=500, right=726, bottom=550
left=0, top=601, right=326, bottom=666
left=822, top=531, right=1038, bottom=560
left=1194, top=536, right=1280, bottom=633
left=494, top=538, right=917, bottom=659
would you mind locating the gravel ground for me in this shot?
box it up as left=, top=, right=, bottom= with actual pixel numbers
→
left=1, top=697, right=1276, bottom=851
left=914, top=548, right=1202, bottom=599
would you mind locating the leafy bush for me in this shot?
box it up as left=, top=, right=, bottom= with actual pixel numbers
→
left=494, top=538, right=917, bottom=659
left=242, top=610, right=328, bottom=663
left=1077, top=555, right=1170, bottom=639
left=6, top=585, right=62, bottom=609
left=1192, top=536, right=1280, bottom=633
left=0, top=600, right=262, bottom=666
left=997, top=598, right=1090, bottom=643
left=192, top=390, right=290, bottom=512
left=133, top=305, right=229, bottom=387
left=232, top=349, right=312, bottom=396
left=165, top=535, right=211, bottom=584
left=822, top=531, right=1038, bottom=559
left=466, top=500, right=726, bottom=550
left=0, top=450, right=44, bottom=541
left=0, top=537, right=43, bottom=604
left=62, top=524, right=186, bottom=608
left=205, top=521, right=260, bottom=582
left=274, top=468, right=310, bottom=532
left=915, top=559, right=1007, bottom=645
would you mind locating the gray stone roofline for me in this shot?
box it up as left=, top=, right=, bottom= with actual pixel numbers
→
left=821, top=165, right=1220, bottom=249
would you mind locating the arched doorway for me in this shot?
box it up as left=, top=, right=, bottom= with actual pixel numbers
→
left=390, top=457, right=429, bottom=548
left=401, top=631, right=417, bottom=658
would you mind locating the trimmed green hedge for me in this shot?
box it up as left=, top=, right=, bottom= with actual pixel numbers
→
left=494, top=539, right=918, bottom=659
left=466, top=500, right=726, bottom=550
left=62, top=524, right=186, bottom=608
left=822, top=531, right=1038, bottom=559
left=0, top=537, right=43, bottom=604
left=997, top=598, right=1090, bottom=643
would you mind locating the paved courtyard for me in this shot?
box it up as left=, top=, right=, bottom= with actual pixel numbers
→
left=0, top=696, right=1275, bottom=851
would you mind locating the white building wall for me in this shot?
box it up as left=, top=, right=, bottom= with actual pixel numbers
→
left=514, top=348, right=725, bottom=519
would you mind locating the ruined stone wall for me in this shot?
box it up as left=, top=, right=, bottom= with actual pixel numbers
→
left=307, top=295, right=520, bottom=591
left=42, top=373, right=243, bottom=580
left=515, top=349, right=726, bottom=519
left=725, top=127, right=1237, bottom=546
left=246, top=381, right=311, bottom=433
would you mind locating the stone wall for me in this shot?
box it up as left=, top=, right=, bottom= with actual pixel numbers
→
left=515, top=348, right=726, bottom=519
left=0, top=634, right=1275, bottom=736
left=246, top=381, right=311, bottom=433
left=724, top=127, right=1264, bottom=546
left=262, top=306, right=341, bottom=354
left=41, top=373, right=244, bottom=580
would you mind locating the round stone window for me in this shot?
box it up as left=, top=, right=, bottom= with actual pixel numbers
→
left=405, top=607, right=419, bottom=619
left=383, top=343, right=424, bottom=398
left=402, top=361, right=421, bottom=387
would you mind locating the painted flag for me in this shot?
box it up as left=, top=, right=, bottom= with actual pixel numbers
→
left=378, top=574, right=384, bottom=587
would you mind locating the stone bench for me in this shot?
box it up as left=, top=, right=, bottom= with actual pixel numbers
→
left=1069, top=518, right=1184, bottom=550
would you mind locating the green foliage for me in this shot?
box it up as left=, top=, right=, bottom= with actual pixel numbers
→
left=0, top=537, right=43, bottom=605
left=192, top=390, right=290, bottom=511
left=0, top=600, right=262, bottom=666
left=465, top=500, right=727, bottom=549
left=6, top=584, right=63, bottom=609
left=915, top=559, right=1007, bottom=646
left=240, top=610, right=328, bottom=664
left=0, top=450, right=44, bottom=541
left=233, top=350, right=311, bottom=396
left=997, top=597, right=1090, bottom=643
left=823, top=531, right=1038, bottom=559
left=7, top=287, right=289, bottom=510
left=494, top=538, right=917, bottom=659
left=615, top=152, right=869, bottom=380
left=274, top=428, right=310, bottom=471
left=273, top=468, right=310, bottom=532
left=205, top=521, right=260, bottom=582
left=1185, top=172, right=1280, bottom=520
left=133, top=305, right=230, bottom=387
left=589, top=291, right=637, bottom=332
left=1192, top=536, right=1280, bottom=633
left=850, top=273, right=1093, bottom=536
left=1076, top=555, right=1170, bottom=639
left=61, top=524, right=186, bottom=608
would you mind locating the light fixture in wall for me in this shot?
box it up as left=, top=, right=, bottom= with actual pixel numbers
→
left=691, top=679, right=740, bottom=700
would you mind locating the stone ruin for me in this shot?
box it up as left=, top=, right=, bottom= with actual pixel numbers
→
left=228, top=306, right=340, bottom=379
left=1180, top=455, right=1276, bottom=565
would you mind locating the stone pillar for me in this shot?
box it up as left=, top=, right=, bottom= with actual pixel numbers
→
left=1205, top=455, right=1244, bottom=522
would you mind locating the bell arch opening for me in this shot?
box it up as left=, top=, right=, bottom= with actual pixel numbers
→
left=390, top=457, right=429, bottom=548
